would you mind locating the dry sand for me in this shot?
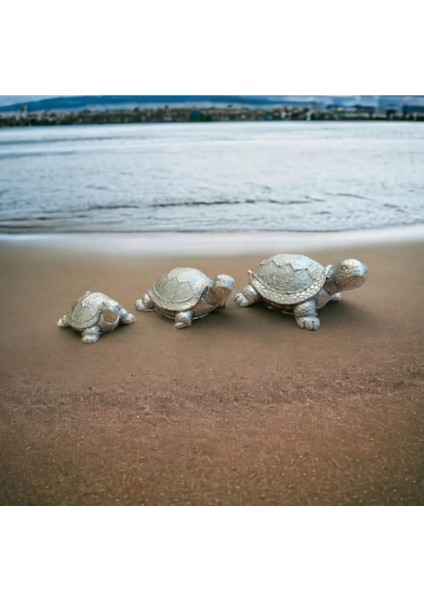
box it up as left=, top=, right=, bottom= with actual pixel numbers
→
left=0, top=237, right=423, bottom=505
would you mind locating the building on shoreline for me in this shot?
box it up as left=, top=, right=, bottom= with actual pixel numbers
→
left=1, top=103, right=424, bottom=128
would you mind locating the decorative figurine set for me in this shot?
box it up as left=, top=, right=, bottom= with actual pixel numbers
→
left=57, top=254, right=368, bottom=343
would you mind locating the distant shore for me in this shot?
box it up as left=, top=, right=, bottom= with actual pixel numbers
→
left=1, top=104, right=424, bottom=128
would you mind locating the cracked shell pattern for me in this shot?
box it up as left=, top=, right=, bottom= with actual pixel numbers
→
left=149, top=267, right=211, bottom=312
left=249, top=254, right=327, bottom=305
left=66, top=292, right=118, bottom=330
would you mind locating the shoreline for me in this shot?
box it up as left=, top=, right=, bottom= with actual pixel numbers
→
left=1, top=224, right=423, bottom=256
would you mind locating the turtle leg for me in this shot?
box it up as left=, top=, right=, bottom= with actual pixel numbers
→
left=117, top=305, right=135, bottom=324
left=331, top=292, right=342, bottom=302
left=135, top=293, right=155, bottom=312
left=174, top=310, right=194, bottom=329
left=57, top=314, right=69, bottom=327
left=293, top=299, right=320, bottom=331
left=234, top=285, right=262, bottom=307
left=81, top=325, right=101, bottom=344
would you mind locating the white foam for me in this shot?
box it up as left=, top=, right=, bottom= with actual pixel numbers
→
left=1, top=224, right=423, bottom=256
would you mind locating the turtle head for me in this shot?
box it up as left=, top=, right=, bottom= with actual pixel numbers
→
left=331, top=259, right=368, bottom=291
left=98, top=303, right=120, bottom=331
left=207, top=274, right=235, bottom=304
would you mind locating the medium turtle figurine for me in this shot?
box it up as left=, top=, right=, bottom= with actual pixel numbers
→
left=135, top=267, right=235, bottom=328
left=57, top=291, right=135, bottom=343
left=234, top=254, right=367, bottom=330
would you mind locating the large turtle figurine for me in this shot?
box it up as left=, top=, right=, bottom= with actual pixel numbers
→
left=234, top=254, right=367, bottom=330
left=57, top=291, right=135, bottom=343
left=135, top=267, right=235, bottom=328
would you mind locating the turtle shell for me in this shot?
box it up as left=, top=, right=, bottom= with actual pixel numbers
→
left=67, top=292, right=107, bottom=330
left=149, top=267, right=211, bottom=312
left=249, top=254, right=326, bottom=305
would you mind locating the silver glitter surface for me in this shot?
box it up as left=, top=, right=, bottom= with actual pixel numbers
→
left=57, top=291, right=135, bottom=343
left=235, top=254, right=368, bottom=330
left=136, top=267, right=235, bottom=328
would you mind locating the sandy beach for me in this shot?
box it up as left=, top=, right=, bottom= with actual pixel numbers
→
left=0, top=234, right=423, bottom=505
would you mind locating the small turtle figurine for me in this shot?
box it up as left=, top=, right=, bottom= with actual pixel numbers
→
left=57, top=291, right=135, bottom=343
left=234, top=254, right=367, bottom=330
left=135, top=267, right=235, bottom=328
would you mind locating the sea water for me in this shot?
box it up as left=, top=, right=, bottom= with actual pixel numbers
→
left=0, top=121, right=423, bottom=233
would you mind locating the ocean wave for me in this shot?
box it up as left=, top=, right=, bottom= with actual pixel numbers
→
left=151, top=198, right=312, bottom=208
left=0, top=121, right=423, bottom=234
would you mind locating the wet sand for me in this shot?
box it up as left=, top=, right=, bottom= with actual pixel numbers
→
left=0, top=237, right=423, bottom=505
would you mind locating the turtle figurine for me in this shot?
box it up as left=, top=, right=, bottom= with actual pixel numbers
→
left=57, top=291, right=135, bottom=343
left=135, top=267, right=235, bottom=328
left=234, top=254, right=367, bottom=330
